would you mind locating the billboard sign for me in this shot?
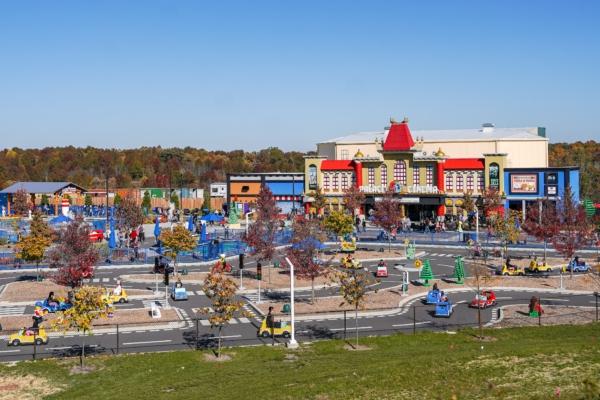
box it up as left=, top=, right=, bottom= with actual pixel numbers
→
left=510, top=174, right=538, bottom=194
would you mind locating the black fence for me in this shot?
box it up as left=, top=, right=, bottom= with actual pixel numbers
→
left=0, top=292, right=598, bottom=362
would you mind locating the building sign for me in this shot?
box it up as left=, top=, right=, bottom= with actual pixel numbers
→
left=308, top=165, right=318, bottom=190
left=510, top=174, right=538, bottom=194
left=399, top=197, right=420, bottom=204
left=545, top=172, right=558, bottom=197
left=359, top=184, right=439, bottom=195
left=489, top=163, right=500, bottom=189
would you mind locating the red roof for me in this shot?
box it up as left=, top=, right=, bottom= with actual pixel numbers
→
left=321, top=160, right=355, bottom=171
left=383, top=122, right=415, bottom=151
left=444, top=158, right=485, bottom=170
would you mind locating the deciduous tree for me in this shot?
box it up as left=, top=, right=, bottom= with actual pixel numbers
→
left=343, top=186, right=365, bottom=217
left=15, top=211, right=53, bottom=280
left=322, top=210, right=354, bottom=241
left=201, top=270, right=246, bottom=358
left=551, top=186, right=593, bottom=277
left=48, top=217, right=99, bottom=288
left=244, top=186, right=280, bottom=264
left=52, top=285, right=112, bottom=368
left=159, top=224, right=196, bottom=275
left=372, top=191, right=403, bottom=252
left=286, top=218, right=331, bottom=303
left=116, top=195, right=144, bottom=232
left=12, top=189, right=29, bottom=216
left=522, top=198, right=560, bottom=263
left=310, top=188, right=327, bottom=217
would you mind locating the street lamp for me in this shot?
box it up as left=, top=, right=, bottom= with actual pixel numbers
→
left=284, top=257, right=299, bottom=349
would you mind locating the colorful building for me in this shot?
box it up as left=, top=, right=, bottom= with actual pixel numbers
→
left=0, top=181, right=87, bottom=215
left=304, top=119, right=579, bottom=221
left=227, top=173, right=304, bottom=215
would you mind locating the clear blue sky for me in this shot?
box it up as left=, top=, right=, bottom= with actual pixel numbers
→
left=1, top=1, right=598, bottom=151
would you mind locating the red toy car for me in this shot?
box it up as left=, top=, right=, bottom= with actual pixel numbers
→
left=375, top=262, right=388, bottom=278
left=469, top=290, right=497, bottom=309
left=88, top=229, right=104, bottom=243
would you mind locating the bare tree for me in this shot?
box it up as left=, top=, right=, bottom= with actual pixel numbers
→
left=372, top=191, right=403, bottom=252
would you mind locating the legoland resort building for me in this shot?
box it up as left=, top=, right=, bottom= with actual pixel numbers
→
left=303, top=119, right=578, bottom=220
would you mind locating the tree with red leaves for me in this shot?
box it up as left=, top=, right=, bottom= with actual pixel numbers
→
left=372, top=191, right=403, bottom=252
left=244, top=185, right=280, bottom=264
left=116, top=195, right=144, bottom=233
left=12, top=189, right=30, bottom=217
left=286, top=218, right=330, bottom=303
left=551, top=186, right=593, bottom=277
left=482, top=188, right=504, bottom=222
left=343, top=186, right=365, bottom=217
left=48, top=217, right=99, bottom=288
left=522, top=198, right=560, bottom=263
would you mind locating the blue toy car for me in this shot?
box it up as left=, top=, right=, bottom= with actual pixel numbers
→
left=566, top=260, right=590, bottom=273
left=425, top=289, right=442, bottom=304
left=434, top=301, right=454, bottom=318
left=34, top=299, right=72, bottom=313
left=170, top=284, right=188, bottom=301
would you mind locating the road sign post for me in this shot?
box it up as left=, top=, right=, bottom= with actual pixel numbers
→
left=116, top=324, right=120, bottom=355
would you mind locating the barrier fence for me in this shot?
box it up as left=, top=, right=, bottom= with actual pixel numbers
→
left=0, top=292, right=597, bottom=362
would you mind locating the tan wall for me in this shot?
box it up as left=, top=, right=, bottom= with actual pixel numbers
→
left=321, top=139, right=548, bottom=168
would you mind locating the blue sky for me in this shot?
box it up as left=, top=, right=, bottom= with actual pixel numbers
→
left=0, top=1, right=598, bottom=151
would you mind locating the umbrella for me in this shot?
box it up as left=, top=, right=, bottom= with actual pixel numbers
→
left=292, top=237, right=326, bottom=251
left=154, top=216, right=161, bottom=238
left=108, top=216, right=116, bottom=250
left=200, top=223, right=207, bottom=243
left=187, top=215, right=195, bottom=232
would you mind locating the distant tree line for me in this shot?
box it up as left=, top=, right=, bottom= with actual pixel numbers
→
left=0, top=146, right=308, bottom=190
left=549, top=141, right=600, bottom=202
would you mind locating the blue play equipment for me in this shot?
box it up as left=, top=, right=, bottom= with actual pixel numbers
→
left=434, top=300, right=454, bottom=318
left=425, top=289, right=442, bottom=305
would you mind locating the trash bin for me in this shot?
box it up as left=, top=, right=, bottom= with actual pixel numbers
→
left=281, top=303, right=291, bottom=313
left=181, top=268, right=188, bottom=276
left=273, top=260, right=280, bottom=268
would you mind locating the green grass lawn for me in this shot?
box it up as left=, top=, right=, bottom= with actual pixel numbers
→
left=2, top=324, right=600, bottom=400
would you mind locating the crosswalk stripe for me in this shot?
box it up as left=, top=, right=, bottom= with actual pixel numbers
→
left=238, top=317, right=250, bottom=323
left=0, top=306, right=26, bottom=316
left=200, top=320, right=211, bottom=326
left=102, top=278, right=110, bottom=283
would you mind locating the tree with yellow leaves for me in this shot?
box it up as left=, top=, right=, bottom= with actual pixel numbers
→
left=52, top=285, right=113, bottom=368
left=15, top=211, right=53, bottom=281
left=159, top=224, right=196, bottom=275
left=201, top=269, right=247, bottom=358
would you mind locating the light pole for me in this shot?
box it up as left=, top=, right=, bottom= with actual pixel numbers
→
left=475, top=206, right=479, bottom=244
left=285, top=257, right=299, bottom=349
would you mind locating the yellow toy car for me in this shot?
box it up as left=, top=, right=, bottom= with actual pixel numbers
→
left=340, top=236, right=357, bottom=253
left=257, top=317, right=291, bottom=338
left=8, top=327, right=48, bottom=346
left=101, top=288, right=128, bottom=304
left=499, top=264, right=525, bottom=276
left=527, top=260, right=553, bottom=273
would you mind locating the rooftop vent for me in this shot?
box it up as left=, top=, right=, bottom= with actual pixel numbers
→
left=481, top=123, right=495, bottom=133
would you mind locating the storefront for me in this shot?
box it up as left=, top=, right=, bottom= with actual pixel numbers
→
left=227, top=173, right=304, bottom=216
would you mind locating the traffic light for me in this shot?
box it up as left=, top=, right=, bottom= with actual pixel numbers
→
left=256, top=262, right=262, bottom=280
left=163, top=268, right=169, bottom=286
left=239, top=253, right=245, bottom=270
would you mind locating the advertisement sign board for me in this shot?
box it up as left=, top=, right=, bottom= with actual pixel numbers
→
left=510, top=174, right=538, bottom=194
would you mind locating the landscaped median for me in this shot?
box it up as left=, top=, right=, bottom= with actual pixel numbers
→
left=0, top=324, right=598, bottom=399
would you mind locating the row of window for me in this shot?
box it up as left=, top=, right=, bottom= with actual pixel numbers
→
left=323, top=173, right=354, bottom=191
left=367, top=162, right=435, bottom=186
left=445, top=172, right=484, bottom=192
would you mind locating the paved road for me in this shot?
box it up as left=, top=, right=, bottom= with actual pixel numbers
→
left=0, top=246, right=597, bottom=362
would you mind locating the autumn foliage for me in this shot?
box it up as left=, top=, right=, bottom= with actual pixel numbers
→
left=48, top=217, right=99, bottom=288
left=244, top=186, right=279, bottom=263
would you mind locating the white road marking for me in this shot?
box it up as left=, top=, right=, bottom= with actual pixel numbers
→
left=211, top=335, right=242, bottom=339
left=200, top=320, right=211, bottom=326
left=392, top=321, right=432, bottom=327
left=0, top=349, right=21, bottom=353
left=496, top=297, right=513, bottom=300
left=330, top=326, right=372, bottom=331
left=238, top=317, right=250, bottom=323
left=456, top=300, right=466, bottom=304
left=123, top=340, right=172, bottom=346
left=542, top=298, right=570, bottom=302
left=438, top=264, right=455, bottom=269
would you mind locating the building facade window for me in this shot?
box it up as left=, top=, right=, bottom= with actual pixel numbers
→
left=477, top=172, right=484, bottom=192
left=393, top=161, right=407, bottom=185
left=341, top=174, right=349, bottom=190
left=323, top=174, right=330, bottom=190
left=426, top=165, right=433, bottom=186
left=456, top=174, right=464, bottom=192
left=413, top=165, right=420, bottom=185
left=341, top=150, right=349, bottom=160
left=445, top=173, right=453, bottom=191
left=466, top=173, right=474, bottom=192
left=368, top=167, right=375, bottom=186
left=332, top=174, right=339, bottom=190
left=380, top=164, right=387, bottom=187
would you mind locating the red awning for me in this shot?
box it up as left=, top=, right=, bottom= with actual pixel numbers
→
left=321, top=160, right=355, bottom=171
left=444, top=158, right=485, bottom=170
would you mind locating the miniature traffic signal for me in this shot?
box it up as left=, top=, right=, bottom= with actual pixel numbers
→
left=239, top=253, right=244, bottom=269
left=256, top=262, right=262, bottom=280
left=163, top=268, right=169, bottom=286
